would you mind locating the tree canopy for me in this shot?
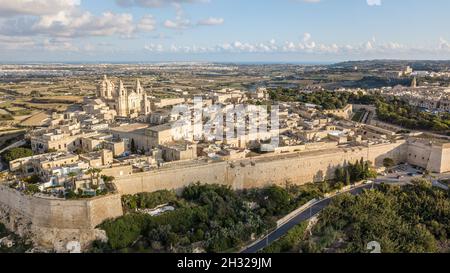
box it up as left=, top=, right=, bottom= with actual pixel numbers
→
left=265, top=184, right=450, bottom=253
left=3, top=147, right=33, bottom=163
left=96, top=182, right=334, bottom=253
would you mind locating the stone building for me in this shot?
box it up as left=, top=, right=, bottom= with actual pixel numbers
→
left=406, top=138, right=450, bottom=173
left=97, top=76, right=151, bottom=118
left=160, top=142, right=198, bottom=162
left=109, top=123, right=150, bottom=152
left=324, top=104, right=353, bottom=119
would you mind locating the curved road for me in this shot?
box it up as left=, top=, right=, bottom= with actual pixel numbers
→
left=242, top=164, right=450, bottom=253
left=241, top=184, right=372, bottom=253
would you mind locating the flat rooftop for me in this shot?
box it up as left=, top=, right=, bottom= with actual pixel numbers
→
left=110, top=123, right=149, bottom=133
left=148, top=122, right=174, bottom=132
left=39, top=153, right=79, bottom=163
left=161, top=141, right=193, bottom=151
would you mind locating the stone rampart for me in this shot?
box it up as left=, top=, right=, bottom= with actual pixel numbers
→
left=0, top=184, right=123, bottom=251
left=0, top=141, right=408, bottom=251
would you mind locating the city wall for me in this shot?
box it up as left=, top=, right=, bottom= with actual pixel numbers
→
left=0, top=184, right=123, bottom=251
left=0, top=140, right=408, bottom=251
left=114, top=141, right=407, bottom=195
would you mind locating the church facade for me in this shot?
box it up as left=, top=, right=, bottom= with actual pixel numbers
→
left=97, top=75, right=152, bottom=118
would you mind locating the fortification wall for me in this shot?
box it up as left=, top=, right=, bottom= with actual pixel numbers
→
left=231, top=141, right=407, bottom=189
left=115, top=162, right=230, bottom=195
left=0, top=140, right=408, bottom=251
left=428, top=143, right=450, bottom=173
left=0, top=184, right=123, bottom=251
left=115, top=141, right=407, bottom=195
left=441, top=144, right=450, bottom=173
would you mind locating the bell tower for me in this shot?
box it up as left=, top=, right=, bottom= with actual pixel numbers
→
left=117, top=80, right=129, bottom=116
left=136, top=79, right=143, bottom=96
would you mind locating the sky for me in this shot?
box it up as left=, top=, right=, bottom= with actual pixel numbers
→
left=0, top=0, right=450, bottom=63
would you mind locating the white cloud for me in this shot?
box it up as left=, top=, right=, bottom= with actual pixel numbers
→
left=298, top=0, right=383, bottom=6
left=116, top=0, right=209, bottom=8
left=140, top=35, right=450, bottom=58
left=41, top=37, right=79, bottom=51
left=163, top=3, right=192, bottom=29
left=138, top=15, right=157, bottom=32
left=303, top=32, right=312, bottom=42
left=197, top=17, right=224, bottom=26
left=164, top=18, right=191, bottom=29
left=0, top=35, right=36, bottom=50
left=367, top=0, right=382, bottom=6
left=31, top=11, right=137, bottom=38
left=0, top=0, right=80, bottom=17
left=439, top=38, right=450, bottom=51
left=0, top=9, right=156, bottom=38
left=365, top=41, right=374, bottom=50
left=144, top=43, right=164, bottom=52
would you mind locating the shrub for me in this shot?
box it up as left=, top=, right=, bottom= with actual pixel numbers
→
left=383, top=158, right=395, bottom=168
left=3, top=148, right=33, bottom=163
left=25, top=184, right=40, bottom=194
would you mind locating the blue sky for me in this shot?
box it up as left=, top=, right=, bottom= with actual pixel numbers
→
left=0, top=0, right=450, bottom=62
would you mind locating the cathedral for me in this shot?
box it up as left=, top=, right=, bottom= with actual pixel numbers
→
left=97, top=75, right=151, bottom=118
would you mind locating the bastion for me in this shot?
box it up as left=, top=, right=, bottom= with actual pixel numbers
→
left=1, top=139, right=448, bottom=252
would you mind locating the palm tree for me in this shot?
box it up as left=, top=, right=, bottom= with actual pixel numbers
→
left=67, top=172, right=77, bottom=190
left=101, top=175, right=115, bottom=184
left=91, top=168, right=102, bottom=186
left=85, top=168, right=95, bottom=188
left=101, top=175, right=116, bottom=191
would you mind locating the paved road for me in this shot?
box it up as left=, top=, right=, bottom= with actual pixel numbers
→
left=242, top=168, right=450, bottom=254
left=241, top=184, right=372, bottom=253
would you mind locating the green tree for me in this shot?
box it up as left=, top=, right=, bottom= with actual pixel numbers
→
left=334, top=167, right=345, bottom=182
left=85, top=168, right=101, bottom=187
left=101, top=175, right=116, bottom=191
left=345, top=170, right=351, bottom=186
left=3, top=148, right=33, bottom=163
left=93, top=168, right=102, bottom=186
left=67, top=172, right=77, bottom=190
left=25, top=184, right=40, bottom=195
left=130, top=139, right=137, bottom=154
left=383, top=158, right=395, bottom=168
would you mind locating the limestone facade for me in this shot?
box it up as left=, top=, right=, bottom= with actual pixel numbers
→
left=2, top=139, right=449, bottom=252
left=97, top=76, right=151, bottom=118
left=0, top=184, right=123, bottom=252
